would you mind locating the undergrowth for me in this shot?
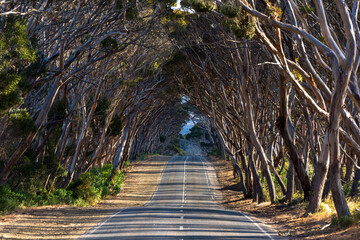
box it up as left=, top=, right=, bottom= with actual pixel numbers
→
left=0, top=164, right=125, bottom=213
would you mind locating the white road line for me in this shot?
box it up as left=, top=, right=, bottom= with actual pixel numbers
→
left=199, top=156, right=274, bottom=240
left=81, top=207, right=133, bottom=237
left=145, top=157, right=172, bottom=206
left=182, top=157, right=187, bottom=203
left=239, top=212, right=274, bottom=240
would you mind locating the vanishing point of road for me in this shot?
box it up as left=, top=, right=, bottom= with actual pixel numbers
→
left=81, top=156, right=282, bottom=239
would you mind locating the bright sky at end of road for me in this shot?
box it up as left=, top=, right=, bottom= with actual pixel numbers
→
left=180, top=111, right=197, bottom=135
left=180, top=121, right=194, bottom=135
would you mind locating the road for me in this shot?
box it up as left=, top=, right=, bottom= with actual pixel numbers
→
left=81, top=156, right=281, bottom=239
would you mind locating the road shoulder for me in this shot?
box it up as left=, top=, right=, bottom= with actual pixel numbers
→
left=0, top=155, right=171, bottom=239
left=208, top=156, right=359, bottom=239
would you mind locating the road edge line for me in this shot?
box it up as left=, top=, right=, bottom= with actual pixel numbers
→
left=81, top=156, right=173, bottom=238
left=200, top=156, right=275, bottom=240
left=144, top=156, right=174, bottom=206
left=80, top=206, right=135, bottom=238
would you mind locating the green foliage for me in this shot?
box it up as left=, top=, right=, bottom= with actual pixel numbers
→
left=207, top=148, right=222, bottom=158
left=343, top=180, right=353, bottom=196
left=48, top=99, right=67, bottom=122
left=0, top=164, right=126, bottom=213
left=331, top=214, right=339, bottom=225
left=189, top=0, right=214, bottom=13
left=9, top=109, right=37, bottom=136
left=100, top=36, right=118, bottom=51
left=0, top=15, right=36, bottom=113
left=299, top=4, right=315, bottom=14
left=223, top=15, right=256, bottom=40
left=0, top=15, right=36, bottom=67
left=220, top=4, right=241, bottom=18
left=185, top=125, right=203, bottom=139
left=125, top=7, right=139, bottom=20
left=0, top=78, right=22, bottom=111
left=200, top=142, right=213, bottom=148
left=220, top=3, right=256, bottom=40
left=341, top=215, right=355, bottom=228
left=167, top=137, right=184, bottom=156
left=95, top=97, right=111, bottom=121
left=0, top=184, right=21, bottom=212
left=265, top=1, right=282, bottom=20
left=108, top=114, right=122, bottom=136
left=67, top=164, right=125, bottom=205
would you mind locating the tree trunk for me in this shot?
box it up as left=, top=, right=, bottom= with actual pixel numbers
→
left=286, top=161, right=295, bottom=202
left=248, top=146, right=264, bottom=203
left=350, top=156, right=360, bottom=196
left=277, top=75, right=311, bottom=200
left=231, top=154, right=247, bottom=196
left=328, top=66, right=352, bottom=222
left=240, top=150, right=253, bottom=198
left=242, top=84, right=276, bottom=203
left=269, top=163, right=287, bottom=197
left=306, top=133, right=329, bottom=215
left=344, top=151, right=354, bottom=181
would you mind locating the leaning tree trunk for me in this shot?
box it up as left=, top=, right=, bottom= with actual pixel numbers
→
left=240, top=76, right=276, bottom=203
left=277, top=75, right=311, bottom=200
left=328, top=65, right=353, bottom=222
left=306, top=132, right=329, bottom=215
left=232, top=154, right=247, bottom=196
left=248, top=146, right=264, bottom=203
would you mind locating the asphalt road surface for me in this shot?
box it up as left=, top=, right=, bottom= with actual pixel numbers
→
left=81, top=156, right=282, bottom=240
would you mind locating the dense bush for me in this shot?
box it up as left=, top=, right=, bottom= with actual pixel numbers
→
left=167, top=137, right=184, bottom=156
left=185, top=125, right=203, bottom=139
left=0, top=164, right=125, bottom=212
left=9, top=109, right=37, bottom=136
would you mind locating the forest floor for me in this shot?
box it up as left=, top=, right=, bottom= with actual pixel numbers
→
left=209, top=156, right=360, bottom=239
left=0, top=155, right=171, bottom=239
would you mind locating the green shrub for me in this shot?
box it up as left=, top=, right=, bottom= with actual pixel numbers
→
left=9, top=109, right=36, bottom=136
left=220, top=4, right=241, bottom=18
left=48, top=99, right=67, bottom=122
left=190, top=0, right=214, bottom=13
left=100, top=36, right=118, bottom=51
left=67, top=164, right=125, bottom=205
left=331, top=214, right=339, bottom=225
left=353, top=210, right=360, bottom=221
left=186, top=125, right=203, bottom=139
left=0, top=15, right=36, bottom=113
left=0, top=185, right=20, bottom=212
left=341, top=215, right=355, bottom=228
left=208, top=148, right=222, bottom=158
left=95, top=97, right=111, bottom=117
left=108, top=114, right=122, bottom=136
left=0, top=164, right=125, bottom=213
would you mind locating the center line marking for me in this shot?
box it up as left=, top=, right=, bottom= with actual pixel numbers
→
left=182, top=157, right=187, bottom=203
